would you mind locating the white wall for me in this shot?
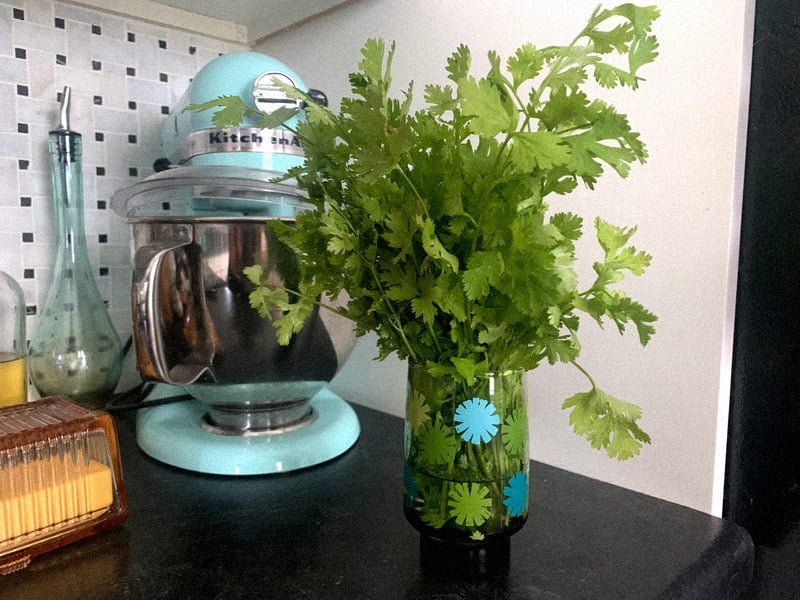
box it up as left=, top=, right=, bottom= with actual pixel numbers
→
left=258, top=0, right=755, bottom=515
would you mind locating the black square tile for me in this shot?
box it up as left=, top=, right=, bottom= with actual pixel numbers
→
left=128, top=134, right=137, bottom=143
left=92, top=24, right=101, bottom=35
left=16, top=85, right=28, bottom=97
left=93, top=95, right=103, bottom=105
left=161, top=202, right=171, bottom=211
left=14, top=48, right=26, bottom=59
left=99, top=267, right=109, bottom=276
left=97, top=200, right=107, bottom=209
left=20, top=197, right=31, bottom=207
left=159, top=73, right=168, bottom=82
left=126, top=66, right=136, bottom=76
left=189, top=46, right=196, bottom=55
left=23, top=269, right=34, bottom=279
left=22, top=232, right=33, bottom=243
left=92, top=60, right=102, bottom=71
left=17, top=123, right=28, bottom=134
left=127, top=32, right=136, bottom=42
left=55, top=17, right=65, bottom=29
left=56, top=54, right=66, bottom=66
left=128, top=101, right=137, bottom=110
left=96, top=166, right=106, bottom=176
left=161, top=106, right=170, bottom=115
left=98, top=234, right=108, bottom=243
left=129, top=167, right=138, bottom=176
left=18, top=160, right=29, bottom=170
left=158, top=39, right=167, bottom=49
left=95, top=132, right=104, bottom=142
left=25, top=306, right=37, bottom=316
left=13, top=8, right=24, bottom=20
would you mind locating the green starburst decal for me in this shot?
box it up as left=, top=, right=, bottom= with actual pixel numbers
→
left=502, top=408, right=527, bottom=455
left=407, top=390, right=431, bottom=434
left=418, top=416, right=458, bottom=465
left=448, top=483, right=493, bottom=527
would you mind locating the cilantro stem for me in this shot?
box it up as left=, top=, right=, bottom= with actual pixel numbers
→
left=263, top=283, right=350, bottom=319
left=570, top=359, right=597, bottom=390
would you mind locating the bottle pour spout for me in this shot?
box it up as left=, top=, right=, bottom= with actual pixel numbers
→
left=58, top=86, right=71, bottom=131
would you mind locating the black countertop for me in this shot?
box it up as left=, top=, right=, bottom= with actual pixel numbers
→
left=0, top=402, right=753, bottom=599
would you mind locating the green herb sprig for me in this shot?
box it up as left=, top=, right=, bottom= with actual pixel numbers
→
left=192, top=4, right=660, bottom=459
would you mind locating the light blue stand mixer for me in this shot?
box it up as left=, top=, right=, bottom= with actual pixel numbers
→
left=112, top=53, right=360, bottom=475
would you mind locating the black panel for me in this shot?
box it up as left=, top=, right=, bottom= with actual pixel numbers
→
left=725, top=0, right=800, bottom=540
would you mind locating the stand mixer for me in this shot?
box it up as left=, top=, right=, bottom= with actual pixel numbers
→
left=112, top=53, right=359, bottom=475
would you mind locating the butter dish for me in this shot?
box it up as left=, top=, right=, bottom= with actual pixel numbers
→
left=0, top=396, right=128, bottom=574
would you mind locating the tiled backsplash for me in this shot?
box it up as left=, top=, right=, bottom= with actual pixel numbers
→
left=0, top=0, right=244, bottom=340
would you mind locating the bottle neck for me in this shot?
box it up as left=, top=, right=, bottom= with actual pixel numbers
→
left=49, top=131, right=89, bottom=265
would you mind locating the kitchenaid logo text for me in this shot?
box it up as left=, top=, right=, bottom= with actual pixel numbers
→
left=181, top=127, right=304, bottom=160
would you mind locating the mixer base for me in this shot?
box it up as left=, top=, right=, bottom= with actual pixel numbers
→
left=135, top=386, right=360, bottom=475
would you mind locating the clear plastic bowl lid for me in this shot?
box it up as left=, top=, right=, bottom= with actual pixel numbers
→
left=111, top=165, right=311, bottom=220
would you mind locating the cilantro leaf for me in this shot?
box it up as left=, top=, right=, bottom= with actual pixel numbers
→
left=506, top=43, right=545, bottom=87
left=462, top=251, right=504, bottom=301
left=562, top=386, right=651, bottom=460
left=185, top=95, right=259, bottom=128
left=446, top=44, right=471, bottom=82
left=510, top=131, right=572, bottom=171
left=459, top=77, right=516, bottom=137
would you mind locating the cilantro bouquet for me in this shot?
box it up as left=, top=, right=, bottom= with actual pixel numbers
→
left=238, top=3, right=661, bottom=466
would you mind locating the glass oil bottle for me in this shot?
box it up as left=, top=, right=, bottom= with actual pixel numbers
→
left=28, top=87, right=123, bottom=409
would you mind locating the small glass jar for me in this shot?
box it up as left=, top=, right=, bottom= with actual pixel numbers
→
left=0, top=271, right=27, bottom=406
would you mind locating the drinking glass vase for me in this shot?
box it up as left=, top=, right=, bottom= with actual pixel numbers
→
left=403, top=364, right=529, bottom=544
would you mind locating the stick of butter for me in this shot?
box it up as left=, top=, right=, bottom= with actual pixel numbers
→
left=0, top=397, right=128, bottom=574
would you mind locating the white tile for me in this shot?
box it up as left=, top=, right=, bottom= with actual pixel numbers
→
left=0, top=157, right=17, bottom=197
left=26, top=48, right=56, bottom=99
left=158, top=49, right=196, bottom=76
left=123, top=20, right=167, bottom=41
left=0, top=233, right=23, bottom=271
left=99, top=70, right=127, bottom=110
left=1, top=205, right=33, bottom=229
left=0, top=54, right=27, bottom=84
left=108, top=215, right=129, bottom=244
left=98, top=243, right=129, bottom=264
left=92, top=105, right=136, bottom=133
left=0, top=83, right=18, bottom=133
left=64, top=22, right=92, bottom=71
left=29, top=134, right=47, bottom=173
left=99, top=13, right=124, bottom=41
left=24, top=0, right=53, bottom=27
left=16, top=94, right=57, bottom=125
left=53, top=2, right=96, bottom=25
left=132, top=35, right=159, bottom=80
left=0, top=131, right=29, bottom=158
left=18, top=171, right=49, bottom=201
left=90, top=34, right=135, bottom=66
left=126, top=74, right=169, bottom=104
left=12, top=19, right=65, bottom=54
left=95, top=174, right=127, bottom=204
left=0, top=7, right=13, bottom=57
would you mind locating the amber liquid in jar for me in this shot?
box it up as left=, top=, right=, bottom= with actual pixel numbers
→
left=0, top=353, right=27, bottom=406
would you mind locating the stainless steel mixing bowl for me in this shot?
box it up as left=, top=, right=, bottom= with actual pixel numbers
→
left=113, top=167, right=356, bottom=433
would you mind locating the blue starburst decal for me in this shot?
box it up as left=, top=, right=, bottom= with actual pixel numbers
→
left=454, top=397, right=500, bottom=444
left=503, top=471, right=528, bottom=517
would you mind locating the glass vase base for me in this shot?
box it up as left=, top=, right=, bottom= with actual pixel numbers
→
left=419, top=534, right=510, bottom=578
